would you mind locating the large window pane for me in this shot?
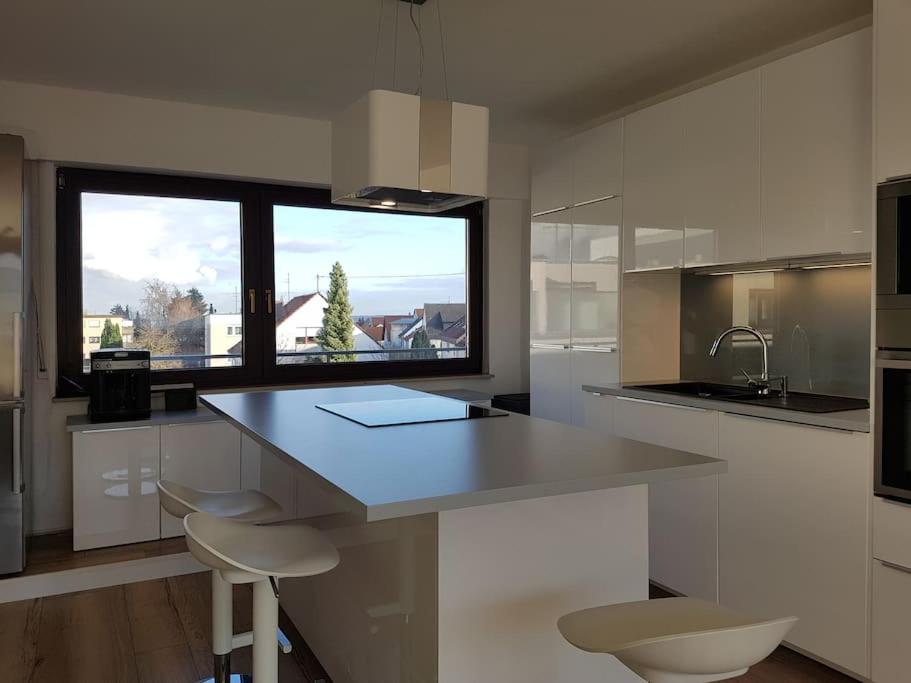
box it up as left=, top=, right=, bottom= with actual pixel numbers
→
left=80, top=192, right=243, bottom=371
left=272, top=206, right=468, bottom=365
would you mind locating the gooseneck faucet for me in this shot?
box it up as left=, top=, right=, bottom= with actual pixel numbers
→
left=709, top=325, right=787, bottom=397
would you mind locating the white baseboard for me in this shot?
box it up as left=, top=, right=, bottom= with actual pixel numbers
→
left=0, top=552, right=206, bottom=604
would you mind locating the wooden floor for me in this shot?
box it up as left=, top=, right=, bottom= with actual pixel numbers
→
left=649, top=585, right=855, bottom=682
left=0, top=572, right=330, bottom=683
left=23, top=532, right=188, bottom=577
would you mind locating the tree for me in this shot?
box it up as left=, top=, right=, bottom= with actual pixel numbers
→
left=140, top=279, right=173, bottom=332
left=99, top=318, right=123, bottom=349
left=316, top=262, right=355, bottom=362
left=110, top=304, right=131, bottom=319
left=410, top=327, right=438, bottom=360
left=187, top=287, right=207, bottom=315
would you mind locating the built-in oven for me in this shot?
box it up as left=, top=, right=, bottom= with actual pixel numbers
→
left=875, top=353, right=911, bottom=502
left=878, top=179, right=911, bottom=349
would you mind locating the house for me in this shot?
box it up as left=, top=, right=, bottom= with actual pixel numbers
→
left=81, top=315, right=133, bottom=357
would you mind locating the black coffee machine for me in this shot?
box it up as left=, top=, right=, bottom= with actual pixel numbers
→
left=89, top=349, right=151, bottom=422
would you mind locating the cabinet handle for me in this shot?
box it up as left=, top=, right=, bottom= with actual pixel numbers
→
left=616, top=396, right=709, bottom=412
left=248, top=289, right=256, bottom=314
left=880, top=559, right=911, bottom=576
left=530, top=343, right=570, bottom=350
left=265, top=289, right=273, bottom=315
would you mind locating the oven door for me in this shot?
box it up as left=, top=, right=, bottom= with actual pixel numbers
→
left=876, top=354, right=911, bottom=502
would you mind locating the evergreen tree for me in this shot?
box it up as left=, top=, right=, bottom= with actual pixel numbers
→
left=316, top=262, right=355, bottom=362
left=99, top=318, right=123, bottom=349
left=410, top=327, right=438, bottom=360
left=187, top=287, right=207, bottom=315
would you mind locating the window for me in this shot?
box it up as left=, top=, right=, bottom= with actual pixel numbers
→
left=56, top=169, right=483, bottom=394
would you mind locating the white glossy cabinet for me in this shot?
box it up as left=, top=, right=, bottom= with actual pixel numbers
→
left=160, top=421, right=242, bottom=537
left=571, top=198, right=620, bottom=348
left=73, top=426, right=161, bottom=551
left=569, top=350, right=619, bottom=428
left=612, top=397, right=719, bottom=602
left=530, top=208, right=572, bottom=347
left=683, top=70, right=760, bottom=267
left=872, top=559, right=911, bottom=683
left=571, top=119, right=623, bottom=204
left=530, top=346, right=573, bottom=423
left=531, top=144, right=573, bottom=215
left=623, top=95, right=686, bottom=271
left=876, top=0, right=911, bottom=182
left=717, top=414, right=870, bottom=677
left=760, top=29, right=872, bottom=258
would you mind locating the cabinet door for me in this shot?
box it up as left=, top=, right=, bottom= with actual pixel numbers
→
left=530, top=346, right=572, bottom=423
left=683, top=70, right=760, bottom=267
left=160, top=421, right=242, bottom=537
left=530, top=208, right=572, bottom=346
left=613, top=397, right=719, bottom=602
left=572, top=119, right=622, bottom=205
left=72, top=426, right=161, bottom=551
left=573, top=392, right=615, bottom=433
left=570, top=349, right=619, bottom=428
left=531, top=143, right=573, bottom=215
left=761, top=29, right=872, bottom=258
left=623, top=96, right=686, bottom=271
left=872, top=559, right=911, bottom=683
left=571, top=198, right=620, bottom=349
left=718, top=414, right=870, bottom=676
left=876, top=0, right=911, bottom=182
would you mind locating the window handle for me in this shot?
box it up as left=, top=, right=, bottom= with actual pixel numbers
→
left=248, top=289, right=256, bottom=314
left=265, top=289, right=273, bottom=315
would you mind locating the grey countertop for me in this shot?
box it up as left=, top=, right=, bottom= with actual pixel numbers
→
left=583, top=382, right=870, bottom=433
left=201, top=384, right=726, bottom=522
left=66, top=407, right=221, bottom=432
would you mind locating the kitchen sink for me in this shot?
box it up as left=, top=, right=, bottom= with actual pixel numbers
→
left=626, top=382, right=869, bottom=414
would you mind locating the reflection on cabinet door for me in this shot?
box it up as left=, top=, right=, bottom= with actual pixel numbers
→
left=530, top=346, right=572, bottom=423
left=160, top=421, right=242, bottom=538
left=571, top=198, right=620, bottom=348
left=623, top=96, right=686, bottom=271
left=73, top=426, right=161, bottom=551
left=530, top=208, right=572, bottom=346
left=683, top=70, right=760, bottom=267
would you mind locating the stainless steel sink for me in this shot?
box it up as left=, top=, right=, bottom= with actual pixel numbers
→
left=626, top=382, right=869, bottom=414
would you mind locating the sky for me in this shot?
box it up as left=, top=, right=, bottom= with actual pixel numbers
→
left=81, top=192, right=468, bottom=318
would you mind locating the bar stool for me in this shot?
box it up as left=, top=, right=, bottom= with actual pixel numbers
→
left=157, top=480, right=284, bottom=683
left=558, top=597, right=797, bottom=683
left=184, top=512, right=340, bottom=683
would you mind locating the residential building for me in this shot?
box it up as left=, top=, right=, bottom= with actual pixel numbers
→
left=81, top=315, right=133, bottom=358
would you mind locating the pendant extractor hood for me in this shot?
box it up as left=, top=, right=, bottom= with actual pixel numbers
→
left=332, top=89, right=489, bottom=213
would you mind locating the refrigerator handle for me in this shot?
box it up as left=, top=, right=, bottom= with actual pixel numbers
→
left=12, top=408, right=21, bottom=494
left=12, top=312, right=22, bottom=399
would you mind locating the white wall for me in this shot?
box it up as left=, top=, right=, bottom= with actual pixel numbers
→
left=2, top=80, right=529, bottom=534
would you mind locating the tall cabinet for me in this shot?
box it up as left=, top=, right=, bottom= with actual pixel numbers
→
left=531, top=120, right=622, bottom=424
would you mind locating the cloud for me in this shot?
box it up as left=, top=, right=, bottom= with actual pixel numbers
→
left=274, top=238, right=349, bottom=254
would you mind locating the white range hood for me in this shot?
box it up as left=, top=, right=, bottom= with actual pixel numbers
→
left=331, top=89, right=489, bottom=213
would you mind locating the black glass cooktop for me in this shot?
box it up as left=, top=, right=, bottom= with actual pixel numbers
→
left=316, top=396, right=509, bottom=428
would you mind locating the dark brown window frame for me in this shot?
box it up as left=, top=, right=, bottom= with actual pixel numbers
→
left=56, top=167, right=485, bottom=397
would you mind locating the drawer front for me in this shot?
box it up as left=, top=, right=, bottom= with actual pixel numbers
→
left=873, top=559, right=911, bottom=683
left=613, top=396, right=717, bottom=457
left=873, top=495, right=911, bottom=569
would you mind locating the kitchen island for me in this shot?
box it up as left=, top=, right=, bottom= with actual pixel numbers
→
left=202, top=384, right=725, bottom=683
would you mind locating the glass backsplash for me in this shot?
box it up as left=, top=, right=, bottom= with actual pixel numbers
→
left=680, top=266, right=871, bottom=398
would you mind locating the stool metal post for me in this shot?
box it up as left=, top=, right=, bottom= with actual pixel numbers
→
left=253, top=579, right=280, bottom=683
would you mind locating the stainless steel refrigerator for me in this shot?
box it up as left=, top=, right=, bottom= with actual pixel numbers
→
left=0, top=134, right=25, bottom=575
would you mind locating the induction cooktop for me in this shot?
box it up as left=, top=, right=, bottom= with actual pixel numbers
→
left=315, top=396, right=509, bottom=427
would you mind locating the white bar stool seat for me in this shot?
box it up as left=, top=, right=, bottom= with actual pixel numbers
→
left=157, top=480, right=284, bottom=683
left=558, top=597, right=797, bottom=683
left=185, top=512, right=340, bottom=683
left=157, top=479, right=282, bottom=523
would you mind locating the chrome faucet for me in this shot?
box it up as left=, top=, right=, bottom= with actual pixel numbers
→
left=709, top=325, right=788, bottom=397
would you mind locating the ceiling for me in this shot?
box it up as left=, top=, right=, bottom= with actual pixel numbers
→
left=0, top=0, right=871, bottom=144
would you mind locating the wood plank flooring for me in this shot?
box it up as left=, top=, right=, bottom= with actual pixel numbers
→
left=649, top=584, right=856, bottom=682
left=23, top=532, right=188, bottom=577
left=0, top=572, right=330, bottom=683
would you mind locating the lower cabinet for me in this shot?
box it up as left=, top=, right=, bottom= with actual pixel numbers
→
left=72, top=426, right=161, bottom=551
left=160, top=421, right=242, bottom=538
left=872, top=559, right=911, bottom=683
left=530, top=346, right=573, bottom=423
left=612, top=397, right=719, bottom=602
left=717, top=414, right=870, bottom=677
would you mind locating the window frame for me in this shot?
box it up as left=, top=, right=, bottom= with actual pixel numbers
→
left=56, top=168, right=484, bottom=397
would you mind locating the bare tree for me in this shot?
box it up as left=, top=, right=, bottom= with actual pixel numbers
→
left=140, top=279, right=173, bottom=332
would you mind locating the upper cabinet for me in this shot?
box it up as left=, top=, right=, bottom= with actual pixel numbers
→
left=571, top=119, right=623, bottom=205
left=530, top=208, right=573, bottom=345
left=761, top=29, right=872, bottom=258
left=531, top=119, right=623, bottom=215
left=623, top=96, right=686, bottom=271
left=682, top=70, right=761, bottom=267
left=876, top=0, right=911, bottom=182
